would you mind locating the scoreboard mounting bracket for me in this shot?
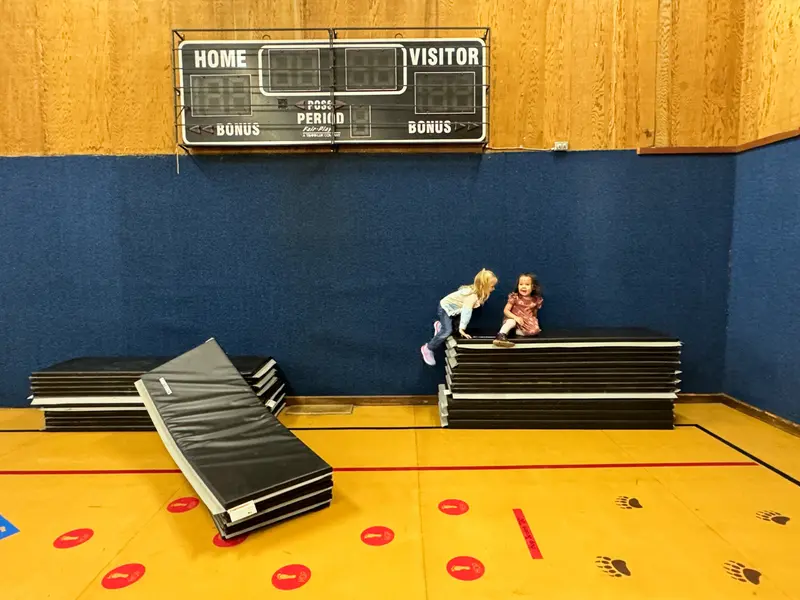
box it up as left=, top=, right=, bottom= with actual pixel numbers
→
left=171, top=27, right=490, bottom=152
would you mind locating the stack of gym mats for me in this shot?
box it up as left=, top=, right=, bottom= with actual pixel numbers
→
left=439, top=328, right=680, bottom=429
left=30, top=355, right=288, bottom=431
left=135, top=338, right=332, bottom=540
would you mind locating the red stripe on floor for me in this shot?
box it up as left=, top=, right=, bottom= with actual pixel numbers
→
left=0, top=461, right=757, bottom=476
left=513, top=508, right=543, bottom=559
left=0, top=469, right=182, bottom=475
left=334, top=461, right=758, bottom=472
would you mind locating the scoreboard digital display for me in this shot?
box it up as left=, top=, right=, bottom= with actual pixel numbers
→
left=175, top=38, right=487, bottom=147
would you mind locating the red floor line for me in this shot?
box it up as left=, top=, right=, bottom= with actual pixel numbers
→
left=0, top=468, right=182, bottom=475
left=334, top=461, right=758, bottom=472
left=513, top=508, right=543, bottom=559
left=0, top=460, right=757, bottom=476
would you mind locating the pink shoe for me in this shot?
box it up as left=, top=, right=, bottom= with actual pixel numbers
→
left=420, top=344, right=436, bottom=366
left=434, top=321, right=441, bottom=336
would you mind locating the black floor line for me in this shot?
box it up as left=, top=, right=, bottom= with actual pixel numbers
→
left=0, top=426, right=445, bottom=433
left=0, top=429, right=44, bottom=433
left=686, top=423, right=800, bottom=488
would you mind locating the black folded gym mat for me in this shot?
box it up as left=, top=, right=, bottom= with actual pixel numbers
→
left=134, top=338, right=332, bottom=540
left=451, top=327, right=681, bottom=345
left=440, top=327, right=680, bottom=430
left=30, top=354, right=289, bottom=431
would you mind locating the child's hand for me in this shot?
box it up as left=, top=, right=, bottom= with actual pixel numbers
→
left=459, top=329, right=472, bottom=339
left=514, top=316, right=525, bottom=326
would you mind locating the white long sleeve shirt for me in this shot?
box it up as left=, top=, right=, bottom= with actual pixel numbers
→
left=439, top=287, right=480, bottom=330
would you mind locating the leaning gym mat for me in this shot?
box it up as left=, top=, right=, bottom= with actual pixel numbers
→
left=134, top=338, right=332, bottom=539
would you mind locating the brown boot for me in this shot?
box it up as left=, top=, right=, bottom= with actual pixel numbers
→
left=493, top=333, right=515, bottom=347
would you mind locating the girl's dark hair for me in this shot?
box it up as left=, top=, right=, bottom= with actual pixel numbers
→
left=515, top=273, right=542, bottom=297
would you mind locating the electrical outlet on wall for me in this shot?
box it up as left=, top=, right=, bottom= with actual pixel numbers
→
left=553, top=141, right=569, bottom=151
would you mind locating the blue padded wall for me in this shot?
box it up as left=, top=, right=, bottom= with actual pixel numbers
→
left=0, top=151, right=734, bottom=406
left=726, top=137, right=800, bottom=423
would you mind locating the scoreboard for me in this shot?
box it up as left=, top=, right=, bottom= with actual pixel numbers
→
left=175, top=38, right=487, bottom=147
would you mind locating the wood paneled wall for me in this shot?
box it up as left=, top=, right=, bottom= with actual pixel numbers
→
left=739, top=0, right=800, bottom=143
left=654, top=0, right=744, bottom=147
left=0, top=0, right=795, bottom=155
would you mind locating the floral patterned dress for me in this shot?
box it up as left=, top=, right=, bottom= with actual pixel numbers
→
left=506, top=292, right=543, bottom=336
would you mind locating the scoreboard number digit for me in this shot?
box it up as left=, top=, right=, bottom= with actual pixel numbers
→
left=345, top=48, right=398, bottom=91
left=176, top=37, right=487, bottom=146
left=190, top=74, right=252, bottom=117
left=266, top=49, right=322, bottom=92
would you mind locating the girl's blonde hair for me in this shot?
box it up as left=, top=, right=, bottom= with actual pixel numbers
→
left=460, top=268, right=497, bottom=304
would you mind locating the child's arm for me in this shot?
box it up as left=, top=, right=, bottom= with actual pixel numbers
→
left=458, top=293, right=479, bottom=338
left=504, top=300, right=525, bottom=326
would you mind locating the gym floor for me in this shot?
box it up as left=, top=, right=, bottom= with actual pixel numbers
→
left=1, top=403, right=799, bottom=599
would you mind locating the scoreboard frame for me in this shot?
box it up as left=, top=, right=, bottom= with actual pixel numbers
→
left=171, top=27, right=490, bottom=150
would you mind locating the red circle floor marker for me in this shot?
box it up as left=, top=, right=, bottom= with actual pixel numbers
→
left=361, top=526, right=394, bottom=546
left=167, top=497, right=199, bottom=513
left=213, top=533, right=248, bottom=547
left=53, top=528, right=94, bottom=549
left=272, top=564, right=311, bottom=590
left=447, top=556, right=485, bottom=581
left=101, top=563, right=146, bottom=589
left=439, top=499, right=469, bottom=515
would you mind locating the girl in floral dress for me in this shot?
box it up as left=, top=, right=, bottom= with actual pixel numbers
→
left=493, top=273, right=543, bottom=347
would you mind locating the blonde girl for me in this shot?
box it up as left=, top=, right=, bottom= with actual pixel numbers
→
left=421, top=268, right=497, bottom=366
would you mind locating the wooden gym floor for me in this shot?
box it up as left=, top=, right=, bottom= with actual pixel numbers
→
left=1, top=403, right=799, bottom=599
